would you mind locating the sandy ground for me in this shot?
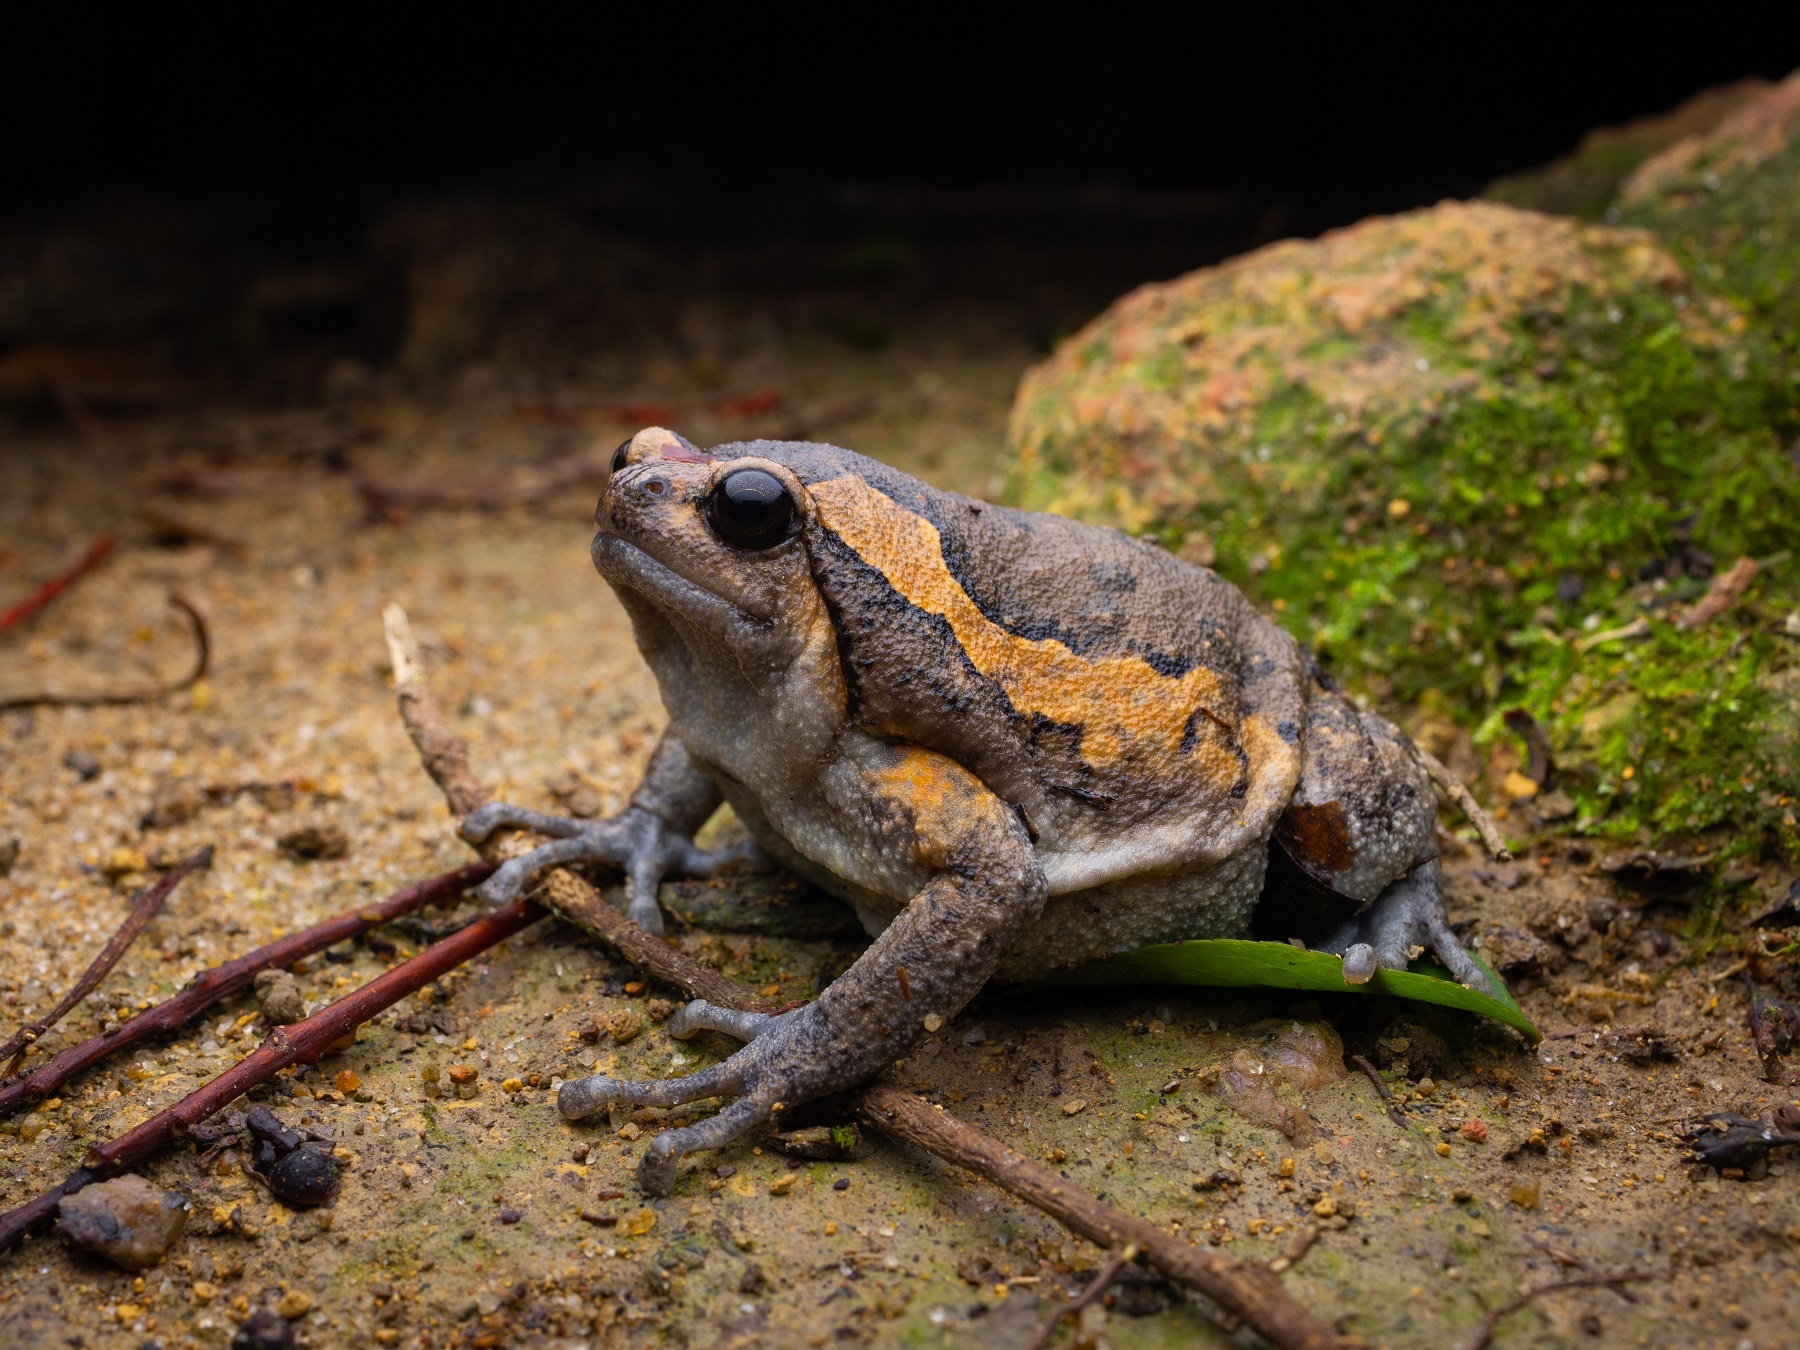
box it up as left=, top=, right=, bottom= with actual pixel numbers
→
left=1, top=292, right=1798, bottom=1350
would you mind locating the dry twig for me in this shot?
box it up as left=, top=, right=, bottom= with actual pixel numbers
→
left=1349, top=1054, right=1409, bottom=1129
left=1024, top=1244, right=1138, bottom=1350
left=383, top=603, right=1342, bottom=1350
left=1268, top=1224, right=1319, bottom=1274
left=0, top=861, right=491, bottom=1118
left=1462, top=1271, right=1651, bottom=1350
left=0, top=535, right=115, bottom=634
left=0, top=848, right=212, bottom=1076
left=0, top=594, right=210, bottom=714
left=1415, top=747, right=1511, bottom=862
left=0, top=896, right=541, bottom=1254
left=1573, top=616, right=1651, bottom=653
left=358, top=454, right=611, bottom=521
left=55, top=382, right=153, bottom=458
left=1674, top=555, right=1758, bottom=631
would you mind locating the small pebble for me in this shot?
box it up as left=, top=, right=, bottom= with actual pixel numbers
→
left=499, top=1208, right=522, bottom=1224
left=768, top=1173, right=798, bottom=1195
left=253, top=970, right=307, bottom=1026
left=274, top=1289, right=313, bottom=1318
left=277, top=823, right=349, bottom=861
left=64, top=749, right=102, bottom=780
left=230, top=1308, right=294, bottom=1350
left=267, top=1145, right=342, bottom=1207
left=833, top=1177, right=850, bottom=1191
left=602, top=1009, right=645, bottom=1044
left=57, top=1174, right=187, bottom=1270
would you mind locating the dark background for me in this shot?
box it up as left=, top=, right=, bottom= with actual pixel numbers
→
left=4, top=5, right=1800, bottom=396
left=8, top=7, right=1800, bottom=231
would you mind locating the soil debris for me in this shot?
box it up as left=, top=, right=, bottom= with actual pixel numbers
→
left=253, top=968, right=307, bottom=1025
left=276, top=821, right=349, bottom=861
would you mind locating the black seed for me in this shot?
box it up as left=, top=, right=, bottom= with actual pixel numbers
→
left=231, top=1308, right=294, bottom=1350
left=266, top=1144, right=342, bottom=1207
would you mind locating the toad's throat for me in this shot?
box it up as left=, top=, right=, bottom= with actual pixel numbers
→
left=808, top=475, right=1245, bottom=776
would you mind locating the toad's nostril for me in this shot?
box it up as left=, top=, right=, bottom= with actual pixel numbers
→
left=645, top=478, right=668, bottom=496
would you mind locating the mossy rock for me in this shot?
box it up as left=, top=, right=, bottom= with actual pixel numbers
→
left=1615, top=70, right=1800, bottom=348
left=1006, top=199, right=1800, bottom=856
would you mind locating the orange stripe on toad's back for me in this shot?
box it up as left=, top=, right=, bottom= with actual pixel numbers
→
left=808, top=476, right=1238, bottom=780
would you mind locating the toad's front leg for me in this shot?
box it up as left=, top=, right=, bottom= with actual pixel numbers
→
left=558, top=742, right=1046, bottom=1195
left=460, top=732, right=760, bottom=934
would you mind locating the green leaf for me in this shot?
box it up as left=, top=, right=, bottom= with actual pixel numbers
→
left=1019, top=939, right=1539, bottom=1043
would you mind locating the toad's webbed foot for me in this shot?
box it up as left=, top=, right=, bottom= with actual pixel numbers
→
left=560, top=1000, right=845, bottom=1195
left=1321, top=857, right=1500, bottom=996
left=459, top=802, right=763, bottom=935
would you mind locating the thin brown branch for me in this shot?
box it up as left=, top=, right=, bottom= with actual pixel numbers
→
left=1269, top=1224, right=1319, bottom=1274
left=0, top=593, right=209, bottom=713
left=1024, top=1244, right=1137, bottom=1350
left=55, top=382, right=153, bottom=458
left=0, top=861, right=492, bottom=1118
left=0, top=535, right=115, bottom=634
left=0, top=848, right=212, bottom=1075
left=385, top=604, right=1342, bottom=1350
left=1415, top=747, right=1511, bottom=862
left=358, top=453, right=611, bottom=521
left=0, top=897, right=541, bottom=1255
left=855, top=1084, right=1339, bottom=1348
left=383, top=603, right=487, bottom=818
left=1462, top=1271, right=1652, bottom=1350
left=1674, top=555, right=1758, bottom=631
left=1349, top=1054, right=1409, bottom=1129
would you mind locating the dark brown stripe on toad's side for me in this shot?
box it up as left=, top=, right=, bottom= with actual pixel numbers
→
left=1276, top=799, right=1357, bottom=876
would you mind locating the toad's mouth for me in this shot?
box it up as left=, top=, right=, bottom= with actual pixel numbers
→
left=590, top=531, right=750, bottom=626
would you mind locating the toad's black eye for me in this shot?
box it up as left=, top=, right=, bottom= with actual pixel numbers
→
left=705, top=469, right=797, bottom=551
left=610, top=440, right=632, bottom=475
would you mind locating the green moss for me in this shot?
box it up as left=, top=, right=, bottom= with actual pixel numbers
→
left=1007, top=201, right=1800, bottom=856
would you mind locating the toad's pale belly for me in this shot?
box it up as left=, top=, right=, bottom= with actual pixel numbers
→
left=720, top=780, right=1267, bottom=982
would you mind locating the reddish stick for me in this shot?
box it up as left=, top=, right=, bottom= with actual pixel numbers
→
left=0, top=594, right=210, bottom=715
left=0, top=848, right=212, bottom=1073
left=0, top=897, right=542, bottom=1254
left=0, top=861, right=493, bottom=1118
left=0, top=535, right=115, bottom=634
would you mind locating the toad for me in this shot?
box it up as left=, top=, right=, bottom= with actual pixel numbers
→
left=461, top=427, right=1493, bottom=1192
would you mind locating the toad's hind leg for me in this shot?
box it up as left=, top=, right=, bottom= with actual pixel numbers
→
left=1273, top=686, right=1435, bottom=906
left=1276, top=682, right=1500, bottom=996
left=1322, top=857, right=1498, bottom=995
